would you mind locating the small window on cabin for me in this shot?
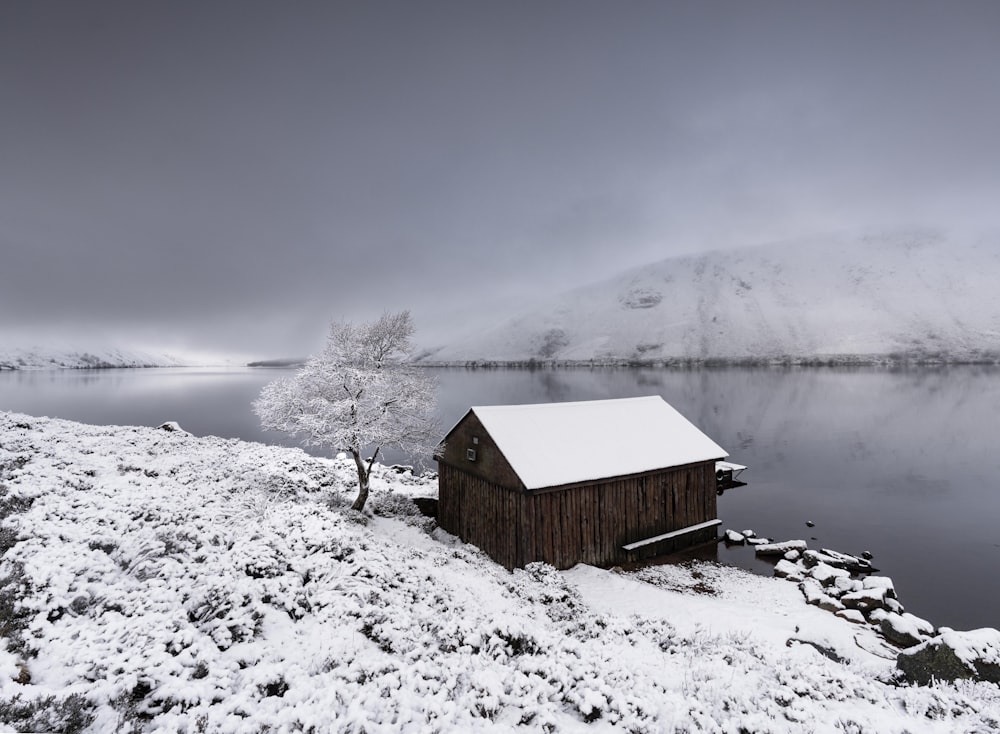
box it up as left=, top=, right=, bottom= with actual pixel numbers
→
left=472, top=436, right=479, bottom=445
left=467, top=448, right=477, bottom=461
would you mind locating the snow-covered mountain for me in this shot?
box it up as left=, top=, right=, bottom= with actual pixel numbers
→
left=423, top=230, right=1000, bottom=364
left=0, top=346, right=188, bottom=370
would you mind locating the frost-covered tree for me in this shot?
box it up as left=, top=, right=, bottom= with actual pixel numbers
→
left=253, top=311, right=438, bottom=511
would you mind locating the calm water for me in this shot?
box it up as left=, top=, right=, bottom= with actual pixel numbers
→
left=2, top=365, right=998, bottom=631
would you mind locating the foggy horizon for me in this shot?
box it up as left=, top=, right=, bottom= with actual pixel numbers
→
left=3, top=1, right=999, bottom=362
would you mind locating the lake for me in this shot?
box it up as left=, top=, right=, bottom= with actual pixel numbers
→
left=2, top=365, right=998, bottom=631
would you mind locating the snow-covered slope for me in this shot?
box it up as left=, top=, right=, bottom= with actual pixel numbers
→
left=2, top=411, right=998, bottom=731
left=425, top=230, right=1000, bottom=363
left=0, top=346, right=187, bottom=370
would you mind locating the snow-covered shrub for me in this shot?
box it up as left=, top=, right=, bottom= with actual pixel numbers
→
left=0, top=692, right=94, bottom=733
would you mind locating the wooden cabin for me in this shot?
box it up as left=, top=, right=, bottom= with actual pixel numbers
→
left=436, top=396, right=729, bottom=570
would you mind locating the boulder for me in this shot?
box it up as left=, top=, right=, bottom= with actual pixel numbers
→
left=897, top=628, right=1000, bottom=685
left=884, top=597, right=905, bottom=615
left=878, top=611, right=935, bottom=648
left=836, top=609, right=866, bottom=625
left=774, top=559, right=803, bottom=580
left=832, top=575, right=861, bottom=595
left=809, top=561, right=851, bottom=587
left=817, top=597, right=846, bottom=613
left=157, top=421, right=191, bottom=436
left=862, top=576, right=897, bottom=600
left=724, top=529, right=746, bottom=544
left=821, top=548, right=875, bottom=573
left=755, top=540, right=808, bottom=556
left=840, top=587, right=888, bottom=614
left=799, top=579, right=843, bottom=611
left=746, top=536, right=772, bottom=546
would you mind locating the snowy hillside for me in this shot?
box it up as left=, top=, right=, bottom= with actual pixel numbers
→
left=424, top=230, right=1000, bottom=364
left=2, top=411, right=1000, bottom=731
left=0, top=346, right=187, bottom=370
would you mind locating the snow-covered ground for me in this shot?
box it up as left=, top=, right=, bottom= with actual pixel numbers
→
left=1, top=412, right=998, bottom=732
left=421, top=229, right=1000, bottom=364
left=0, top=347, right=188, bottom=370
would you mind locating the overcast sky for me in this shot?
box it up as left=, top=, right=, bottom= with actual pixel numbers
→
left=2, top=1, right=999, bottom=360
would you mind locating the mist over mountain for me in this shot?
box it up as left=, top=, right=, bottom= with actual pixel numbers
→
left=421, top=230, right=1000, bottom=364
left=0, top=346, right=188, bottom=370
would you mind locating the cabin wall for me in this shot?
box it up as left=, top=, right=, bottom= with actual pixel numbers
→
left=437, top=462, right=524, bottom=569
left=438, top=413, right=522, bottom=490
left=439, top=459, right=718, bottom=571
left=522, top=461, right=717, bottom=569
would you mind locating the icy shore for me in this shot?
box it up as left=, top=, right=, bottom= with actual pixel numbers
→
left=1, top=411, right=998, bottom=732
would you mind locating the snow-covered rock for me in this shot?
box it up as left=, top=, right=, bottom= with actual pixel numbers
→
left=898, top=628, right=1000, bottom=685
left=810, top=562, right=852, bottom=587
left=877, top=612, right=936, bottom=649
left=755, top=539, right=808, bottom=556
left=773, top=559, right=803, bottom=581
left=724, top=529, right=746, bottom=544
left=863, top=576, right=897, bottom=599
left=841, top=588, right=889, bottom=615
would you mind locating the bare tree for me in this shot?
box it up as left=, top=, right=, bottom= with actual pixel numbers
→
left=253, top=311, right=438, bottom=511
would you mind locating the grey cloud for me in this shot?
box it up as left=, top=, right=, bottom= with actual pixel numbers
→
left=2, top=0, right=998, bottom=358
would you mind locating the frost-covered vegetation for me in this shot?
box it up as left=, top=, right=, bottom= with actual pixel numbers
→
left=1, top=411, right=999, bottom=732
left=0, top=347, right=186, bottom=371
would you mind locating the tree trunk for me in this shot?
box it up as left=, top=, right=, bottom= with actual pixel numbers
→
left=350, top=449, right=370, bottom=511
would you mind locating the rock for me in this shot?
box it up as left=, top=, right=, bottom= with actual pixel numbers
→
left=861, top=550, right=874, bottom=560
left=884, top=597, right=905, bottom=615
left=783, top=549, right=801, bottom=562
left=840, top=588, right=888, bottom=614
left=862, top=576, right=897, bottom=600
left=774, top=559, right=803, bottom=580
left=868, top=608, right=890, bottom=625
left=801, top=549, right=839, bottom=568
left=740, top=529, right=756, bottom=538
left=806, top=520, right=815, bottom=527
left=818, top=548, right=875, bottom=573
left=897, top=628, right=1000, bottom=685
left=787, top=636, right=846, bottom=663
left=157, top=421, right=191, bottom=435
left=836, top=609, right=866, bottom=625
left=755, top=540, right=808, bottom=556
left=879, top=612, right=935, bottom=648
left=809, top=561, right=851, bottom=587
left=799, top=579, right=826, bottom=604
left=799, top=579, right=842, bottom=611
left=745, top=536, right=771, bottom=546
left=724, top=529, right=746, bottom=544
left=833, top=575, right=860, bottom=595
left=817, top=597, right=846, bottom=613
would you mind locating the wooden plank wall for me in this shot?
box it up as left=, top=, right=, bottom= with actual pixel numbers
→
left=439, top=461, right=718, bottom=570
left=438, top=463, right=523, bottom=569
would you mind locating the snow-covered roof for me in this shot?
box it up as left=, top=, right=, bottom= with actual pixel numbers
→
left=468, top=396, right=728, bottom=490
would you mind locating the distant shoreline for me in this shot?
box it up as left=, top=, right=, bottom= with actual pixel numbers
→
left=415, top=352, right=1000, bottom=369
